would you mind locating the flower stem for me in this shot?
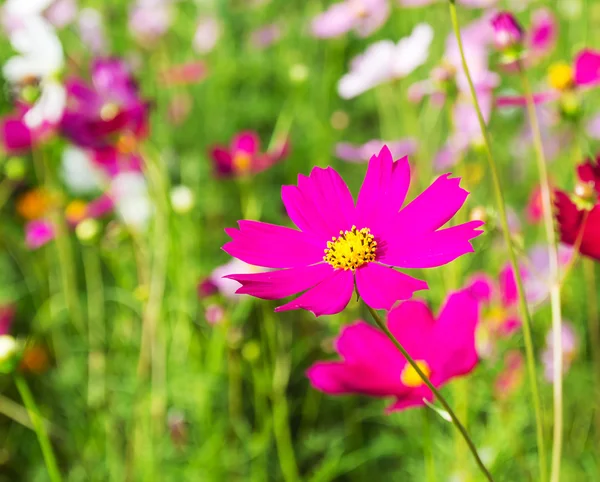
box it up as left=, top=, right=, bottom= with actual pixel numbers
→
left=518, top=61, right=563, bottom=482
left=422, top=408, right=436, bottom=482
left=15, top=375, right=62, bottom=482
left=447, top=3, right=546, bottom=480
left=583, top=258, right=600, bottom=435
left=366, top=305, right=494, bottom=482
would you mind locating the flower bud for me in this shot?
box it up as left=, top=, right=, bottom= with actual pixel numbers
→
left=491, top=12, right=525, bottom=51
left=170, top=185, right=195, bottom=214
left=205, top=303, right=224, bottom=325
left=76, top=218, right=100, bottom=242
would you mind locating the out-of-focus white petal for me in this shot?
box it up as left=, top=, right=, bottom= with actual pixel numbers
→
left=61, top=147, right=104, bottom=194
left=4, top=0, right=54, bottom=18
left=23, top=80, right=66, bottom=128
left=111, top=172, right=153, bottom=230
left=392, top=23, right=433, bottom=77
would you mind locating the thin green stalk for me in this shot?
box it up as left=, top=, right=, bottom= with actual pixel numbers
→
left=447, top=3, right=546, bottom=480
left=518, top=61, right=563, bottom=482
left=366, top=306, right=494, bottom=482
left=422, top=409, right=436, bottom=482
left=15, top=375, right=62, bottom=482
left=583, top=258, right=600, bottom=434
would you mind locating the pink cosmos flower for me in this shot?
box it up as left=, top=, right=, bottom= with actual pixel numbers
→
left=542, top=322, right=578, bottom=382
left=77, top=8, right=108, bottom=55
left=338, top=23, right=433, bottom=99
left=250, top=24, right=282, bottom=49
left=129, top=0, right=172, bottom=44
left=0, top=104, right=55, bottom=154
left=25, top=219, right=55, bottom=249
left=490, top=12, right=524, bottom=51
left=223, top=146, right=484, bottom=315
left=210, top=258, right=266, bottom=300
left=193, top=16, right=220, bottom=54
left=311, top=0, right=389, bottom=39
left=307, top=288, right=480, bottom=412
left=209, top=131, right=289, bottom=177
left=335, top=138, right=417, bottom=163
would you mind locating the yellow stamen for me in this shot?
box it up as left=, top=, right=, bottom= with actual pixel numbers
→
left=548, top=62, right=573, bottom=91
left=100, top=102, right=119, bottom=121
left=233, top=152, right=252, bottom=173
left=323, top=225, right=377, bottom=271
left=400, top=360, right=431, bottom=388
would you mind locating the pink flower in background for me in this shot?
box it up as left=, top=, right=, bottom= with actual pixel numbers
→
left=574, top=49, right=600, bottom=87
left=398, top=0, right=497, bottom=7
left=524, top=244, right=572, bottom=306
left=209, top=131, right=289, bottom=177
left=311, top=0, right=389, bottom=39
left=205, top=304, right=225, bottom=325
left=211, top=258, right=266, bottom=300
left=46, top=0, right=77, bottom=28
left=0, top=104, right=55, bottom=153
left=223, top=146, right=483, bottom=315
left=527, top=8, right=557, bottom=62
left=129, top=0, right=172, bottom=44
left=542, top=322, right=578, bottom=382
left=335, top=138, right=417, bottom=163
left=0, top=306, right=14, bottom=335
left=25, top=219, right=55, bottom=249
left=490, top=12, right=524, bottom=51
left=193, top=17, right=220, bottom=54
left=77, top=8, right=108, bottom=54
left=307, top=288, right=480, bottom=412
left=494, top=350, right=524, bottom=401
left=159, top=61, right=207, bottom=86
left=526, top=186, right=544, bottom=223
left=337, top=23, right=433, bottom=99
left=250, top=24, right=282, bottom=49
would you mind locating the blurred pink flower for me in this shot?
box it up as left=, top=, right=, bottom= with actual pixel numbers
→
left=335, top=138, right=417, bottom=163
left=77, top=8, right=108, bottom=55
left=311, top=0, right=389, bottom=39
left=490, top=11, right=524, bottom=51
left=193, top=17, right=220, bottom=54
left=209, top=131, right=289, bottom=177
left=574, top=49, right=600, bottom=87
left=494, top=350, right=524, bottom=401
left=0, top=104, right=55, bottom=154
left=129, top=0, right=172, bottom=44
left=398, top=0, right=497, bottom=7
left=542, top=322, right=578, bottom=382
left=250, top=24, right=281, bottom=49
left=338, top=23, right=433, bottom=99
left=205, top=304, right=225, bottom=325
left=46, top=0, right=77, bottom=28
left=528, top=8, right=557, bottom=62
left=0, top=306, right=14, bottom=335
left=210, top=258, right=266, bottom=300
left=25, top=219, right=55, bottom=249
left=159, top=61, right=207, bottom=86
left=224, top=145, right=483, bottom=315
left=307, top=288, right=480, bottom=412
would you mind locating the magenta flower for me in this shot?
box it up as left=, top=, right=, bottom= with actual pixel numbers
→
left=307, top=288, right=480, bottom=412
left=335, top=138, right=417, bottom=163
left=209, top=131, right=288, bottom=177
left=0, top=306, right=14, bottom=336
left=311, top=0, right=389, bottom=39
left=574, top=49, right=600, bottom=87
left=25, top=219, right=55, bottom=249
left=61, top=58, right=148, bottom=149
left=490, top=12, right=524, bottom=51
left=223, top=146, right=483, bottom=315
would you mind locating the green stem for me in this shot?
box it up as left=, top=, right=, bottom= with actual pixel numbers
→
left=447, top=3, right=546, bottom=479
left=366, top=306, right=494, bottom=482
left=15, top=375, right=62, bottom=482
left=422, top=409, right=436, bottom=482
left=518, top=62, right=562, bottom=482
left=583, top=258, right=600, bottom=434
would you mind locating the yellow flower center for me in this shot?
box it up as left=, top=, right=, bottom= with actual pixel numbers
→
left=65, top=200, right=88, bottom=223
left=400, top=360, right=431, bottom=388
left=116, top=133, right=137, bottom=154
left=548, top=62, right=573, bottom=91
left=323, top=226, right=377, bottom=271
left=16, top=188, right=51, bottom=220
left=100, top=102, right=119, bottom=121
left=233, top=152, right=252, bottom=173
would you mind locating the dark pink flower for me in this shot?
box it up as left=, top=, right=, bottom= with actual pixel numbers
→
left=574, top=49, right=600, bottom=87
left=311, top=0, right=389, bottom=39
left=307, top=288, right=480, bottom=412
left=528, top=8, right=557, bottom=61
left=25, top=219, right=55, bottom=249
left=61, top=58, right=148, bottom=149
left=0, top=104, right=55, bottom=154
left=209, top=131, right=288, bottom=177
left=0, top=306, right=14, bottom=336
left=223, top=146, right=483, bottom=315
left=491, top=12, right=524, bottom=51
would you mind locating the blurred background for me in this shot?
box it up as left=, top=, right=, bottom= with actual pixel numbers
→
left=0, top=0, right=600, bottom=480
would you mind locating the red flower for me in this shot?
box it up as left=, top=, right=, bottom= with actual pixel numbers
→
left=554, top=156, right=600, bottom=260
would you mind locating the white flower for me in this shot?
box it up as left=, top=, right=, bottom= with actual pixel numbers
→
left=170, top=185, right=195, bottom=214
left=61, top=147, right=105, bottom=194
left=3, top=0, right=54, bottom=19
left=337, top=23, right=433, bottom=99
left=3, top=15, right=65, bottom=128
left=111, top=172, right=153, bottom=230
left=0, top=335, right=17, bottom=364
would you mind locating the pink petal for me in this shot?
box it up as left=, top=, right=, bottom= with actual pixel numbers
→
left=499, top=264, right=518, bottom=307
left=25, top=220, right=55, bottom=249
left=392, top=174, right=469, bottom=235
left=385, top=391, right=433, bottom=413
left=225, top=263, right=333, bottom=299
left=282, top=166, right=356, bottom=241
left=335, top=321, right=401, bottom=366
left=209, top=146, right=233, bottom=175
left=431, top=289, right=479, bottom=384
left=232, top=131, right=260, bottom=155
left=387, top=299, right=436, bottom=359
left=496, top=91, right=558, bottom=107
left=466, top=273, right=495, bottom=303
left=528, top=8, right=557, bottom=59
left=380, top=221, right=484, bottom=268
left=356, top=145, right=411, bottom=235
left=223, top=220, right=323, bottom=269
left=310, top=2, right=356, bottom=39
left=355, top=263, right=427, bottom=310
left=274, top=268, right=354, bottom=316
left=574, top=49, right=600, bottom=87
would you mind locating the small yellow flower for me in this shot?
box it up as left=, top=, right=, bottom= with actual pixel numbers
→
left=548, top=62, right=574, bottom=91
left=16, top=188, right=51, bottom=220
